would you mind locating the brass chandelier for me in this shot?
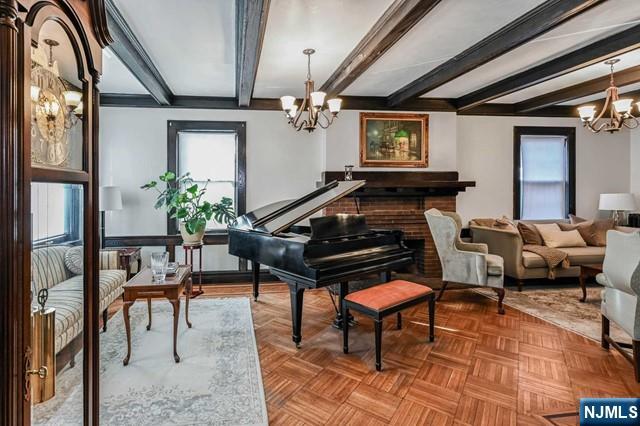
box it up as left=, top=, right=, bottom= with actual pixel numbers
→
left=280, top=49, right=342, bottom=132
left=578, top=59, right=639, bottom=133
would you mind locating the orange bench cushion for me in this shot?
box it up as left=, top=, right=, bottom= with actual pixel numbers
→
left=344, top=280, right=433, bottom=311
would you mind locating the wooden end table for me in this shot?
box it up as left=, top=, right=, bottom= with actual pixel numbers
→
left=122, top=266, right=192, bottom=365
left=578, top=264, right=603, bottom=302
left=103, top=247, right=142, bottom=279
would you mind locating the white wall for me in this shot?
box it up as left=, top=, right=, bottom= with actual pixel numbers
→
left=324, top=111, right=457, bottom=172
left=456, top=116, right=631, bottom=224
left=631, top=128, right=640, bottom=206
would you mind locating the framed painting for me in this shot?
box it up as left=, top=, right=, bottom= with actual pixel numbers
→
left=359, top=113, right=428, bottom=168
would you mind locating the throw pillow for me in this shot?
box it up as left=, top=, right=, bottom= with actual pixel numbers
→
left=517, top=222, right=543, bottom=245
left=472, top=218, right=498, bottom=228
left=559, top=219, right=614, bottom=246
left=535, top=223, right=587, bottom=248
left=64, top=245, right=83, bottom=275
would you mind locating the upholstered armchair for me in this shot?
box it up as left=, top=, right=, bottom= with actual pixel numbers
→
left=596, top=230, right=640, bottom=382
left=425, top=208, right=506, bottom=314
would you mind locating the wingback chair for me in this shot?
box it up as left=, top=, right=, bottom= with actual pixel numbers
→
left=596, top=230, right=640, bottom=382
left=425, top=208, right=506, bottom=314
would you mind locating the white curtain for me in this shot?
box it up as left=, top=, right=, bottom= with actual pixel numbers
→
left=520, top=135, right=569, bottom=220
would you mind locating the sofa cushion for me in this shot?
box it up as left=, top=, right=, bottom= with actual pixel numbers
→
left=517, top=222, right=543, bottom=245
left=558, top=219, right=614, bottom=246
left=558, top=246, right=606, bottom=265
left=64, top=245, right=84, bottom=275
left=535, top=223, right=587, bottom=248
left=522, top=251, right=545, bottom=268
left=486, top=254, right=504, bottom=276
left=31, top=246, right=72, bottom=292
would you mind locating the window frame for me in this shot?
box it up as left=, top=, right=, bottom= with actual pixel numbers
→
left=166, top=120, right=247, bottom=236
left=513, top=126, right=576, bottom=220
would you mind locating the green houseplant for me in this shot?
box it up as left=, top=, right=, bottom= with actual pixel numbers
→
left=141, top=171, right=235, bottom=244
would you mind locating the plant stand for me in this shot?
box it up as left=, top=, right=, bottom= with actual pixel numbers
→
left=183, top=243, right=203, bottom=298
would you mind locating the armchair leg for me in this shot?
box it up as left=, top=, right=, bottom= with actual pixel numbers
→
left=493, top=288, right=505, bottom=315
left=633, top=340, right=640, bottom=383
left=601, top=315, right=610, bottom=350
left=437, top=281, right=448, bottom=301
left=516, top=280, right=524, bottom=292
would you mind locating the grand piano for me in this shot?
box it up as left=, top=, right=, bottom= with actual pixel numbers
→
left=228, top=180, right=414, bottom=347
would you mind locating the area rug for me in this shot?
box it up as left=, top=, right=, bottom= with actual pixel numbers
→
left=474, top=285, right=629, bottom=343
left=32, top=297, right=268, bottom=426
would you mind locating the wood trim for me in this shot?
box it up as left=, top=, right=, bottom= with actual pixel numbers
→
left=166, top=120, right=247, bottom=237
left=100, top=93, right=459, bottom=112
left=388, top=0, right=602, bottom=106
left=104, top=0, right=173, bottom=105
left=459, top=103, right=578, bottom=117
left=0, top=2, right=29, bottom=424
left=236, top=0, right=270, bottom=107
left=30, top=167, right=90, bottom=183
left=513, top=126, right=576, bottom=220
left=88, top=0, right=113, bottom=47
left=457, top=23, right=640, bottom=110
left=320, top=0, right=441, bottom=97
left=516, top=65, right=640, bottom=112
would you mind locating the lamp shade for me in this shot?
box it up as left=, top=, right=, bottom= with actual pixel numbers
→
left=598, top=193, right=637, bottom=211
left=99, top=186, right=122, bottom=211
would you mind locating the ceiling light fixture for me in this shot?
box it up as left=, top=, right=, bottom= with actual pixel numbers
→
left=280, top=49, right=341, bottom=132
left=578, top=59, right=638, bottom=133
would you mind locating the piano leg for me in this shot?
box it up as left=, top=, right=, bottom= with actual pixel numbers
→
left=288, top=283, right=305, bottom=348
left=332, top=282, right=355, bottom=329
left=252, top=261, right=260, bottom=302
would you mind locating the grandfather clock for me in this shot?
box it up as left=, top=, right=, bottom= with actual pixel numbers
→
left=0, top=1, right=111, bottom=424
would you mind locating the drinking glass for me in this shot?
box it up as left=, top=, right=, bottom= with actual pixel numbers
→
left=150, top=252, right=169, bottom=282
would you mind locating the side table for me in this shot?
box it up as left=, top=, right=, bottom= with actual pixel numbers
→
left=183, top=243, right=203, bottom=298
left=578, top=263, right=603, bottom=302
left=103, top=247, right=141, bottom=280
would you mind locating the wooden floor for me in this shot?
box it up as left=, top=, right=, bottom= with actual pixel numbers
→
left=108, top=282, right=639, bottom=425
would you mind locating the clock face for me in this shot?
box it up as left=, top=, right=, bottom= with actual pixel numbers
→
left=31, top=64, right=72, bottom=167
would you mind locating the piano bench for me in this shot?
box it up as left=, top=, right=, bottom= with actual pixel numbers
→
left=341, top=280, right=435, bottom=372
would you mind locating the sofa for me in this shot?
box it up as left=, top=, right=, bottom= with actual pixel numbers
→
left=469, top=218, right=634, bottom=289
left=31, top=245, right=127, bottom=355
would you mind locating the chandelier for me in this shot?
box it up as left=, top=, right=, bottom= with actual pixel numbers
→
left=578, top=59, right=638, bottom=133
left=280, top=49, right=342, bottom=132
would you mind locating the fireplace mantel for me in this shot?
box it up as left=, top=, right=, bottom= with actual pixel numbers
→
left=322, top=171, right=475, bottom=197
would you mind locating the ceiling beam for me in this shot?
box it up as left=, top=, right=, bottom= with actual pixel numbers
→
left=319, top=0, right=441, bottom=97
left=515, top=65, right=640, bottom=112
left=457, top=23, right=640, bottom=111
left=105, top=0, right=173, bottom=105
left=236, top=0, right=271, bottom=107
left=387, top=0, right=602, bottom=107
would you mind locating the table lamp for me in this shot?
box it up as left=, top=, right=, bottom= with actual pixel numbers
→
left=599, top=193, right=637, bottom=225
left=99, top=186, right=122, bottom=248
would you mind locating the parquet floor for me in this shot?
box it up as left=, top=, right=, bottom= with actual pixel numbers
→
left=108, top=282, right=639, bottom=425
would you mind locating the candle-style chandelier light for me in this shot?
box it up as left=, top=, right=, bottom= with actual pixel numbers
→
left=578, top=59, right=639, bottom=133
left=280, top=49, right=342, bottom=132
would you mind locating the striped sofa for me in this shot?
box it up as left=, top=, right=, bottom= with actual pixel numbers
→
left=31, top=246, right=127, bottom=354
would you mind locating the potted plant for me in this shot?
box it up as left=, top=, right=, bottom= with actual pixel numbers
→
left=141, top=171, right=235, bottom=244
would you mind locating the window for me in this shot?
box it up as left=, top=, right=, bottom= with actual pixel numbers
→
left=167, top=121, right=246, bottom=234
left=514, top=127, right=575, bottom=220
left=31, top=182, right=83, bottom=244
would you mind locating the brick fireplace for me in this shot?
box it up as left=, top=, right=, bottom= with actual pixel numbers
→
left=323, top=171, right=475, bottom=277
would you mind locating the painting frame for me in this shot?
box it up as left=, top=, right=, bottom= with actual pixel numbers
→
left=359, top=112, right=429, bottom=168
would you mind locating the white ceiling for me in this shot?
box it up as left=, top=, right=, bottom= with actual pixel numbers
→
left=252, top=0, right=394, bottom=98
left=99, top=0, right=640, bottom=110
left=99, top=48, right=148, bottom=94
left=425, top=0, right=640, bottom=98
left=36, top=20, right=82, bottom=86
left=112, top=0, right=236, bottom=96
left=343, top=0, right=545, bottom=96
left=492, top=49, right=640, bottom=104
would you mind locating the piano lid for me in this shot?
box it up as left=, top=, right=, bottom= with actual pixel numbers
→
left=231, top=180, right=365, bottom=235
